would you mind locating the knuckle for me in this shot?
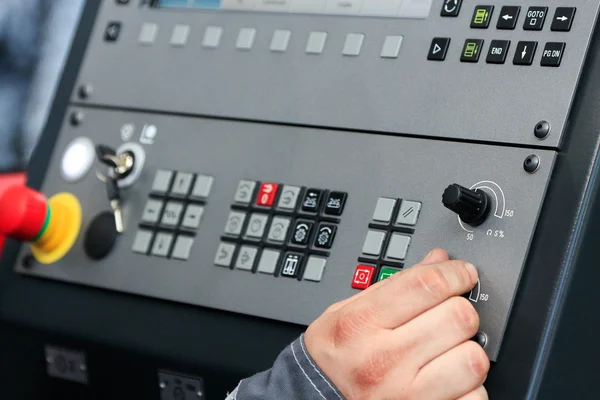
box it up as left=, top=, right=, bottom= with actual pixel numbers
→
left=466, top=343, right=490, bottom=379
left=451, top=297, right=480, bottom=334
left=330, top=309, right=371, bottom=347
left=415, top=266, right=451, bottom=298
left=351, top=348, right=397, bottom=390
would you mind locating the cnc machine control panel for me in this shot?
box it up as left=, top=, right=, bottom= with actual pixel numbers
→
left=5, top=0, right=599, bottom=364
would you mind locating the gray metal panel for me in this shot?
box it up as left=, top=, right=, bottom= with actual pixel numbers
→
left=71, top=1, right=599, bottom=148
left=17, top=107, right=555, bottom=360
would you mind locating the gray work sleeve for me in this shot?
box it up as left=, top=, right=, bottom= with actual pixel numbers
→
left=226, top=334, right=346, bottom=400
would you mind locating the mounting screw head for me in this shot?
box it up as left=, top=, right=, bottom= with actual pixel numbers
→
left=534, top=121, right=551, bottom=139
left=524, top=154, right=540, bottom=173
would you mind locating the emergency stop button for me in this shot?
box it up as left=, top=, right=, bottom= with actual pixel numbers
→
left=486, top=40, right=511, bottom=64
left=0, top=186, right=82, bottom=264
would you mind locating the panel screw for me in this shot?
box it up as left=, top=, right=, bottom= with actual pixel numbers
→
left=159, top=382, right=166, bottom=389
left=22, top=254, right=36, bottom=269
left=70, top=111, right=84, bottom=126
left=197, top=391, right=203, bottom=398
left=78, top=84, right=93, bottom=99
left=80, top=364, right=87, bottom=372
left=473, top=332, right=488, bottom=348
left=534, top=121, right=551, bottom=139
left=524, top=154, right=540, bottom=173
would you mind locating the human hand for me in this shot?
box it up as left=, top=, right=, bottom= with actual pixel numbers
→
left=304, top=249, right=488, bottom=400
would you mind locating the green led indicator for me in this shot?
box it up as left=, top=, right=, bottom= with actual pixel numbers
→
left=378, top=267, right=401, bottom=282
left=474, top=8, right=489, bottom=24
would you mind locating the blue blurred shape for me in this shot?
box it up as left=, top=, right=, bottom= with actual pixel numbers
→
left=192, top=0, right=222, bottom=8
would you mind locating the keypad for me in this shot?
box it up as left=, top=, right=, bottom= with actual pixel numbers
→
left=354, top=196, right=422, bottom=289
left=431, top=6, right=575, bottom=67
left=135, top=169, right=214, bottom=259
left=217, top=179, right=348, bottom=282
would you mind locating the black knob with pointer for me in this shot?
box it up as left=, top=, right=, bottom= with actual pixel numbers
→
left=442, top=184, right=491, bottom=226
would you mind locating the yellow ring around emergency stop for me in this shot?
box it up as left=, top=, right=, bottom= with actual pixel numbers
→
left=31, top=193, right=81, bottom=264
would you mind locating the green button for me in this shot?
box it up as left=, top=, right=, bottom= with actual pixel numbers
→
left=471, top=5, right=494, bottom=28
left=461, top=39, right=484, bottom=63
left=378, top=267, right=401, bottom=282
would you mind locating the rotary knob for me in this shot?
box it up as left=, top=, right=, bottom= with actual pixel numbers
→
left=442, top=184, right=491, bottom=227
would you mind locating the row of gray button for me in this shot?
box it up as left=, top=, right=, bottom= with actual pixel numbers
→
left=152, top=169, right=214, bottom=199
left=214, top=242, right=326, bottom=282
left=132, top=230, right=195, bottom=260
left=362, top=230, right=411, bottom=261
left=233, top=180, right=302, bottom=210
left=224, top=210, right=291, bottom=243
left=142, top=199, right=204, bottom=229
left=139, top=23, right=404, bottom=59
left=372, top=197, right=422, bottom=226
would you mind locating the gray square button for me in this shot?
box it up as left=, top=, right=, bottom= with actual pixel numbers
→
left=306, top=31, right=327, bottom=54
left=396, top=200, right=422, bottom=226
left=152, top=170, right=174, bottom=194
left=139, top=23, right=159, bottom=45
left=191, top=175, right=214, bottom=199
left=343, top=33, right=365, bottom=56
left=276, top=185, right=301, bottom=211
left=141, top=199, right=164, bottom=224
left=182, top=205, right=204, bottom=229
left=257, top=249, right=281, bottom=274
left=387, top=233, right=411, bottom=260
left=171, top=172, right=194, bottom=196
left=152, top=233, right=174, bottom=257
left=161, top=201, right=185, bottom=227
left=132, top=230, right=154, bottom=254
left=245, top=213, right=269, bottom=240
left=203, top=26, right=223, bottom=48
left=237, top=28, right=257, bottom=50
left=373, top=197, right=397, bottom=223
left=234, top=180, right=257, bottom=204
left=270, top=30, right=291, bottom=52
left=267, top=217, right=291, bottom=243
left=236, top=246, right=258, bottom=271
left=362, top=230, right=386, bottom=256
left=170, top=24, right=191, bottom=47
left=215, top=242, right=236, bottom=267
left=303, top=256, right=327, bottom=282
left=224, top=211, right=246, bottom=236
left=381, top=35, right=404, bottom=58
left=172, top=236, right=194, bottom=260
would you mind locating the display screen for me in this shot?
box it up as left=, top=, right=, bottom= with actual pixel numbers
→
left=155, top=0, right=433, bottom=19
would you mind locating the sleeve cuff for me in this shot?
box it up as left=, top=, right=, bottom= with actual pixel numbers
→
left=233, top=334, right=345, bottom=400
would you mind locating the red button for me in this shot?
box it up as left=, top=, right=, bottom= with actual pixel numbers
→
left=256, top=182, right=279, bottom=207
left=352, top=265, right=376, bottom=290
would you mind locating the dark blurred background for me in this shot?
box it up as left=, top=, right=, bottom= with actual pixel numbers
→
left=0, top=0, right=84, bottom=172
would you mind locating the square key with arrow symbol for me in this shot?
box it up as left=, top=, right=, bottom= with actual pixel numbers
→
left=551, top=7, right=576, bottom=32
left=497, top=6, right=520, bottom=30
left=427, top=37, right=450, bottom=61
left=513, top=41, right=538, bottom=66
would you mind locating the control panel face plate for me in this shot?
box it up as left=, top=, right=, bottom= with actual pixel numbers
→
left=17, top=108, right=555, bottom=360
left=72, top=1, right=599, bottom=148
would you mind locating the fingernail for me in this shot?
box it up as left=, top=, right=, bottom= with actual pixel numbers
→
left=423, top=250, right=434, bottom=261
left=465, top=263, right=478, bottom=280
